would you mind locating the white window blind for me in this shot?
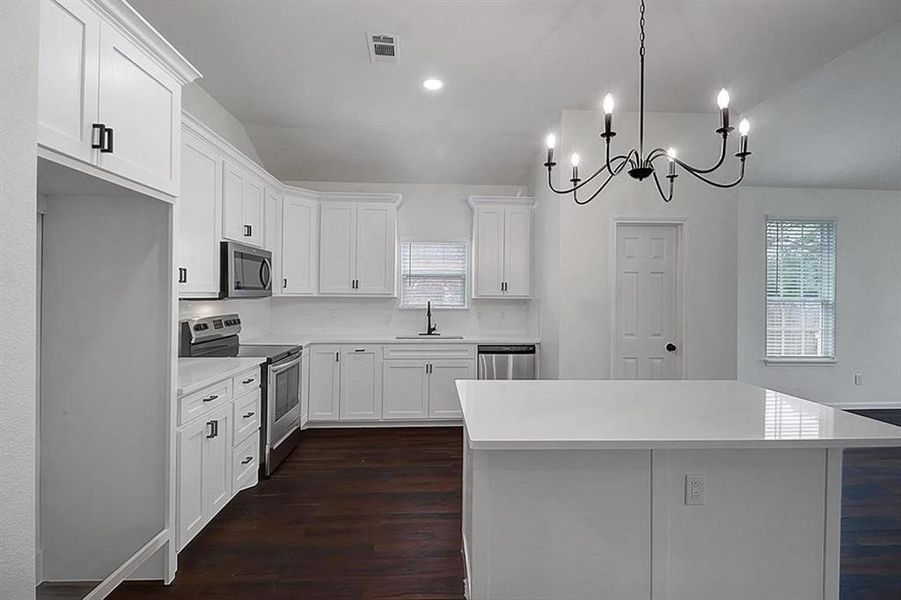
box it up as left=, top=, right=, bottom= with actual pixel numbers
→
left=400, top=242, right=467, bottom=309
left=765, top=218, right=835, bottom=358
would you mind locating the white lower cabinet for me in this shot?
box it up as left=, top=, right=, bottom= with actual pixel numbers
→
left=339, top=345, right=383, bottom=420
left=177, top=369, right=261, bottom=551
left=307, top=343, right=476, bottom=423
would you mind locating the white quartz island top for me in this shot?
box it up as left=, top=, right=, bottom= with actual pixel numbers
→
left=457, top=379, right=901, bottom=450
left=177, top=357, right=265, bottom=397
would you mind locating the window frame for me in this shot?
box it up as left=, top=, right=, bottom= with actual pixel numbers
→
left=763, top=215, right=837, bottom=366
left=397, top=238, right=471, bottom=311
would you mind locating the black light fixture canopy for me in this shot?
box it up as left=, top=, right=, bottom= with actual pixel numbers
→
left=543, top=0, right=752, bottom=204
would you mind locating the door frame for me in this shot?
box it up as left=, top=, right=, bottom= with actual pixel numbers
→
left=610, top=218, right=686, bottom=379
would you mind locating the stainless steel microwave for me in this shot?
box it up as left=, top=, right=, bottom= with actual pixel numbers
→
left=220, top=241, right=272, bottom=299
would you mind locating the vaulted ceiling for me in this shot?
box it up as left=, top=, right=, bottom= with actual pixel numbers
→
left=132, top=0, right=901, bottom=188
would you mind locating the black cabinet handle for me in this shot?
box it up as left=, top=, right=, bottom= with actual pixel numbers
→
left=101, top=127, right=113, bottom=153
left=241, top=456, right=253, bottom=465
left=283, top=278, right=288, bottom=289
left=91, top=123, right=105, bottom=149
left=202, top=394, right=218, bottom=403
left=335, top=351, right=339, bottom=362
left=206, top=420, right=217, bottom=438
left=242, top=378, right=255, bottom=384
left=178, top=267, right=187, bottom=283
left=244, top=224, right=252, bottom=237
left=243, top=411, right=255, bottom=419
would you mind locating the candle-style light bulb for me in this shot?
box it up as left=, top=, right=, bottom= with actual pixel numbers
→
left=570, top=152, right=580, bottom=181
left=602, top=94, right=615, bottom=115
left=545, top=133, right=556, bottom=165
left=739, top=119, right=750, bottom=136
left=667, top=147, right=677, bottom=176
left=602, top=94, right=615, bottom=138
left=717, top=88, right=730, bottom=110
left=738, top=119, right=750, bottom=155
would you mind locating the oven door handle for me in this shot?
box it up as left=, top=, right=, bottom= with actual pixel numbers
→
left=270, top=356, right=302, bottom=375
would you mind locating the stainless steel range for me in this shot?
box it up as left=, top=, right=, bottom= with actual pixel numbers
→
left=179, top=314, right=301, bottom=477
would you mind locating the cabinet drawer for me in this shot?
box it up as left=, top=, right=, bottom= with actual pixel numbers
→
left=179, top=379, right=233, bottom=426
left=382, top=344, right=475, bottom=360
left=233, top=389, right=261, bottom=447
left=233, top=367, right=261, bottom=397
left=232, top=431, right=260, bottom=494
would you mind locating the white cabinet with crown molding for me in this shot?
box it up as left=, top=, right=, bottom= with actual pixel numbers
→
left=280, top=192, right=319, bottom=295
left=469, top=196, right=534, bottom=298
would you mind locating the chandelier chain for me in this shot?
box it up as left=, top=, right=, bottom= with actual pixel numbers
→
left=639, top=0, right=646, bottom=58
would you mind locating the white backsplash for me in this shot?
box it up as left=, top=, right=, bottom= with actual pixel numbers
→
left=178, top=298, right=272, bottom=340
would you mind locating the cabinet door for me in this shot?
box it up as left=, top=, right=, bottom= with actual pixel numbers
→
left=428, top=359, right=475, bottom=419
left=339, top=346, right=382, bottom=420
left=37, top=0, right=100, bottom=163
left=474, top=206, right=506, bottom=297
left=177, top=418, right=205, bottom=550
left=282, top=195, right=318, bottom=295
left=97, top=22, right=180, bottom=195
left=319, top=203, right=356, bottom=294
left=222, top=162, right=245, bottom=242
left=202, top=405, right=233, bottom=519
left=502, top=206, right=532, bottom=297
left=355, top=204, right=396, bottom=295
left=309, top=345, right=340, bottom=421
left=382, top=360, right=428, bottom=419
left=177, top=130, right=221, bottom=297
left=264, top=189, right=281, bottom=293
left=243, top=177, right=264, bottom=247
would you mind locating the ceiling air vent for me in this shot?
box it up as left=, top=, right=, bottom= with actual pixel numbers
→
left=367, top=32, right=398, bottom=63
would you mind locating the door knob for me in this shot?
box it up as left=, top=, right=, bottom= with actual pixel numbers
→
left=665, top=343, right=677, bottom=352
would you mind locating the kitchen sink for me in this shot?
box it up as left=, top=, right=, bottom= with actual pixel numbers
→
left=395, top=335, right=464, bottom=340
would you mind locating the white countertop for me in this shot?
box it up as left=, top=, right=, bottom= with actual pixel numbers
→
left=243, top=334, right=539, bottom=347
left=457, top=379, right=901, bottom=450
left=177, top=357, right=265, bottom=397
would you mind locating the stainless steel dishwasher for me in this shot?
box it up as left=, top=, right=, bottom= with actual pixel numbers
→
left=477, top=344, right=537, bottom=379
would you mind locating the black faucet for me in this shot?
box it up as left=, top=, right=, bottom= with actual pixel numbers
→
left=424, top=301, right=438, bottom=335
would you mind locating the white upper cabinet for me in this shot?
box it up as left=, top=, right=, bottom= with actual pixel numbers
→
left=281, top=192, right=318, bottom=295
left=264, top=188, right=281, bottom=293
left=469, top=196, right=534, bottom=298
left=222, top=162, right=264, bottom=247
left=176, top=127, right=221, bottom=298
left=318, top=194, right=400, bottom=296
left=38, top=0, right=100, bottom=164
left=37, top=0, right=200, bottom=197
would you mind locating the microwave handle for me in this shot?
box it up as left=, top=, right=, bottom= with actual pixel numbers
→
left=259, top=257, right=272, bottom=290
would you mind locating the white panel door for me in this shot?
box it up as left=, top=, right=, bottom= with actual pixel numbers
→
left=309, top=345, right=340, bottom=421
left=382, top=360, right=428, bottom=419
left=281, top=195, right=318, bottom=295
left=37, top=0, right=100, bottom=163
left=428, top=359, right=475, bottom=419
left=222, top=163, right=245, bottom=242
left=319, top=203, right=356, bottom=294
left=502, top=206, right=532, bottom=297
left=242, top=177, right=264, bottom=247
left=355, top=204, right=396, bottom=295
left=201, top=405, right=233, bottom=518
left=339, top=346, right=382, bottom=420
left=614, top=223, right=681, bottom=380
left=177, top=130, right=221, bottom=297
left=97, top=22, right=180, bottom=195
left=176, top=418, right=205, bottom=550
left=474, top=206, right=506, bottom=297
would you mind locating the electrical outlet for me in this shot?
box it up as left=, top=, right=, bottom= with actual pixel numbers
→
left=685, top=474, right=705, bottom=505
left=854, top=373, right=863, bottom=386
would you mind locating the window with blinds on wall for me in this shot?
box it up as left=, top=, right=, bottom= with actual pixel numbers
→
left=765, top=218, right=836, bottom=359
left=400, top=242, right=468, bottom=309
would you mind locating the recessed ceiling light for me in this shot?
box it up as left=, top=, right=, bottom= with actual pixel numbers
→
left=422, top=78, right=444, bottom=91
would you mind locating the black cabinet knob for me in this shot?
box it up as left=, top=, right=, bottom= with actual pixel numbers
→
left=665, top=343, right=677, bottom=352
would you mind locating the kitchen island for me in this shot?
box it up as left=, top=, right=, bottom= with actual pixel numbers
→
left=457, top=380, right=901, bottom=600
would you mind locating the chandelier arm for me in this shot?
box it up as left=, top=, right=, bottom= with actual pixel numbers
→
left=547, top=153, right=633, bottom=195
left=679, top=133, right=729, bottom=174
left=574, top=170, right=618, bottom=205
left=678, top=157, right=747, bottom=189
left=651, top=170, right=674, bottom=203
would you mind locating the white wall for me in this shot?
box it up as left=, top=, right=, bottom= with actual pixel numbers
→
left=737, top=186, right=901, bottom=408
left=531, top=142, right=562, bottom=378
left=546, top=109, right=739, bottom=380
left=0, top=1, right=38, bottom=596
left=182, top=82, right=263, bottom=166
left=179, top=298, right=272, bottom=341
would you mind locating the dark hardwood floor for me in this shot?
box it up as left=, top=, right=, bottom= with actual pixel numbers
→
left=42, top=420, right=900, bottom=600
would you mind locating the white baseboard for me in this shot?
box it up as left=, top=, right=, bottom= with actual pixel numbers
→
left=304, top=420, right=462, bottom=429
left=35, top=550, right=44, bottom=585
left=82, top=530, right=168, bottom=600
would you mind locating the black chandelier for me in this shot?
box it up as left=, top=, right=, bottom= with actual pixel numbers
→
left=543, top=0, right=751, bottom=204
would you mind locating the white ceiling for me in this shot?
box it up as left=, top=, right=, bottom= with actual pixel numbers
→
left=132, top=0, right=901, bottom=186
